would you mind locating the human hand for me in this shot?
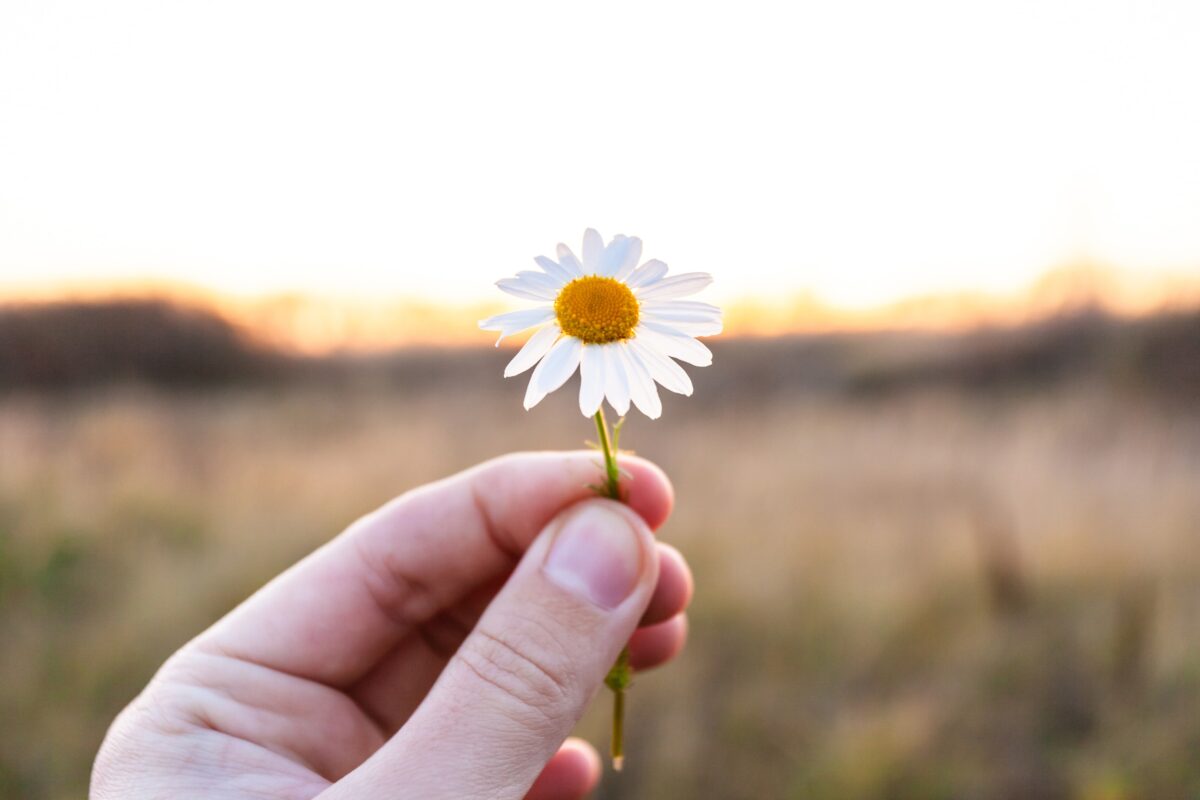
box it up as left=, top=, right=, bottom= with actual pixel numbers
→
left=91, top=452, right=692, bottom=799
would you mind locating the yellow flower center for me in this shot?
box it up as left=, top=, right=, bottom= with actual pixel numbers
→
left=554, top=276, right=640, bottom=344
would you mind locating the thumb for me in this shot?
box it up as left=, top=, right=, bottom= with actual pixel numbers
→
left=321, top=498, right=659, bottom=800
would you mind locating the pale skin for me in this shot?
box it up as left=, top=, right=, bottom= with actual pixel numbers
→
left=91, top=452, right=693, bottom=799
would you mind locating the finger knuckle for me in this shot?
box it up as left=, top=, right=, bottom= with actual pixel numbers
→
left=457, top=621, right=575, bottom=720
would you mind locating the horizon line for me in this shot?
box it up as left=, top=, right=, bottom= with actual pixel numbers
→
left=3, top=263, right=1199, bottom=353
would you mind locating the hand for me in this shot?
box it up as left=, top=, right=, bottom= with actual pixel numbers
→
left=91, top=452, right=692, bottom=799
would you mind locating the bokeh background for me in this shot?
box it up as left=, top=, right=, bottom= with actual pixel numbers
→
left=3, top=2, right=1200, bottom=799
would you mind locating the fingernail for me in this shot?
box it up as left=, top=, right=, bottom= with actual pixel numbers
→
left=543, top=503, right=643, bottom=609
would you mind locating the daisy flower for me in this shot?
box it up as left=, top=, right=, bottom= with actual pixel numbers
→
left=479, top=229, right=721, bottom=419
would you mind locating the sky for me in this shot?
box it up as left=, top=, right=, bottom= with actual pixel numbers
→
left=2, top=0, right=1200, bottom=310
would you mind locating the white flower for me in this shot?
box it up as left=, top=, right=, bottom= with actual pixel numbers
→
left=479, top=229, right=721, bottom=419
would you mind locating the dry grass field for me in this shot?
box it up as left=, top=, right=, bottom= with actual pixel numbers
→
left=1, top=304, right=1199, bottom=799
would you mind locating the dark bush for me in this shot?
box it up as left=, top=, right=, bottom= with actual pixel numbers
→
left=0, top=299, right=282, bottom=390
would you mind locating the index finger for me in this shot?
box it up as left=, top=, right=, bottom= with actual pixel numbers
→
left=192, top=451, right=674, bottom=687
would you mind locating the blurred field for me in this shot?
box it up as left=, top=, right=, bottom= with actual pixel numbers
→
left=2, top=301, right=1200, bottom=799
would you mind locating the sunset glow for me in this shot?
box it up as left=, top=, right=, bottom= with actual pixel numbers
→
left=4, top=264, right=1194, bottom=354
left=3, top=0, right=1200, bottom=338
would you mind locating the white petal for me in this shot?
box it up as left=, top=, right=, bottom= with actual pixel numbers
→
left=582, top=229, right=603, bottom=272
left=523, top=336, right=582, bottom=409
left=617, top=342, right=662, bottom=419
left=626, top=259, right=669, bottom=289
left=600, top=235, right=642, bottom=280
left=642, top=300, right=722, bottom=316
left=613, top=238, right=642, bottom=281
left=496, top=274, right=556, bottom=301
left=534, top=256, right=572, bottom=286
left=596, top=234, right=625, bottom=277
left=556, top=244, right=585, bottom=278
left=495, top=281, right=548, bottom=302
left=641, top=315, right=723, bottom=337
left=515, top=270, right=562, bottom=293
left=479, top=307, right=556, bottom=344
left=629, top=338, right=694, bottom=396
left=640, top=301, right=724, bottom=334
left=578, top=345, right=605, bottom=417
left=635, top=272, right=713, bottom=301
left=636, top=322, right=713, bottom=366
left=641, top=302, right=723, bottom=336
left=600, top=344, right=631, bottom=416
left=504, top=324, right=560, bottom=377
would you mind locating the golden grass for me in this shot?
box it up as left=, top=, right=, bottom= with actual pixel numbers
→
left=1, top=365, right=1199, bottom=799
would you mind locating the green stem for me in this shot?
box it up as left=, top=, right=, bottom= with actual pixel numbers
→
left=611, top=675, right=626, bottom=771
left=593, top=409, right=631, bottom=771
left=593, top=409, right=621, bottom=500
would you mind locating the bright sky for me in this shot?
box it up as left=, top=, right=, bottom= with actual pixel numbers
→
left=2, top=0, right=1199, bottom=309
